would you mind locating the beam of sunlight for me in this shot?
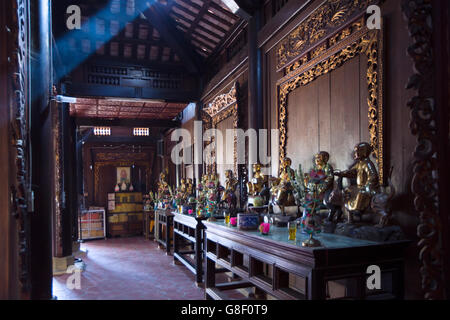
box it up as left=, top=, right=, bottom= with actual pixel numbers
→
left=52, top=0, right=156, bottom=95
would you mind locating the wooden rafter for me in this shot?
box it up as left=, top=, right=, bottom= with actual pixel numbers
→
left=142, top=2, right=202, bottom=74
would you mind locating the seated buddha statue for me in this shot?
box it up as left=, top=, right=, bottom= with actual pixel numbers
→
left=186, top=178, right=194, bottom=197
left=157, top=169, right=171, bottom=207
left=276, top=157, right=296, bottom=207
left=222, top=170, right=238, bottom=210
left=303, top=151, right=334, bottom=203
left=222, top=170, right=238, bottom=198
left=335, top=142, right=380, bottom=217
left=177, top=178, right=187, bottom=201
left=196, top=174, right=209, bottom=206
left=247, top=163, right=265, bottom=196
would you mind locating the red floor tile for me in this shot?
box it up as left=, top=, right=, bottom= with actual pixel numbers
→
left=52, top=237, right=205, bottom=300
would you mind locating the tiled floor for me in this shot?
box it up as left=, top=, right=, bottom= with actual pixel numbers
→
left=52, top=237, right=205, bottom=300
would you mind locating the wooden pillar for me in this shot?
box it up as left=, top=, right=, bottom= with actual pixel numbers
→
left=60, top=101, right=75, bottom=256
left=30, top=0, right=53, bottom=299
left=0, top=0, right=20, bottom=299
left=195, top=102, right=203, bottom=191
left=433, top=0, right=450, bottom=299
left=247, top=11, right=263, bottom=177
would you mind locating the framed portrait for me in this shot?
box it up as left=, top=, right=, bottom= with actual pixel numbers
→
left=116, top=167, right=131, bottom=185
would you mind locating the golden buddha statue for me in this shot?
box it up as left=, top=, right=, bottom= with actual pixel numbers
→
left=247, top=163, right=265, bottom=196
left=157, top=169, right=171, bottom=207
left=157, top=169, right=168, bottom=195
left=280, top=157, right=295, bottom=182
left=178, top=178, right=187, bottom=200
left=304, top=151, right=334, bottom=201
left=186, top=178, right=194, bottom=197
left=222, top=170, right=238, bottom=201
left=335, top=142, right=380, bottom=213
left=275, top=157, right=296, bottom=207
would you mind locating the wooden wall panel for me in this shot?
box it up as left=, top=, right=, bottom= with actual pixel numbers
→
left=359, top=54, right=370, bottom=144
left=216, top=116, right=235, bottom=185
left=267, top=48, right=282, bottom=176
left=285, top=56, right=366, bottom=173
left=318, top=73, right=331, bottom=153
left=286, top=79, right=319, bottom=172
left=329, top=57, right=361, bottom=170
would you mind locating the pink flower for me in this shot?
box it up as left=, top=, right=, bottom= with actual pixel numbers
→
left=230, top=217, right=237, bottom=226
left=259, top=223, right=270, bottom=234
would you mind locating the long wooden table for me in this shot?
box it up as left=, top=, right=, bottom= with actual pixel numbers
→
left=155, top=209, right=174, bottom=255
left=172, top=212, right=207, bottom=285
left=203, top=221, right=410, bottom=300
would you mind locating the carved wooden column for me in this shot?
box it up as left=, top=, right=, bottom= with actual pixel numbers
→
left=402, top=0, right=449, bottom=300
left=0, top=0, right=32, bottom=299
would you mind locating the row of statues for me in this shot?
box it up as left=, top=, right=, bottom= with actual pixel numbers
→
left=245, top=142, right=394, bottom=227
left=153, top=142, right=395, bottom=227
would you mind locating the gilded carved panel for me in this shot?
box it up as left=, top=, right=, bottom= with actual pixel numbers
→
left=276, top=0, right=378, bottom=71
left=277, top=25, right=385, bottom=184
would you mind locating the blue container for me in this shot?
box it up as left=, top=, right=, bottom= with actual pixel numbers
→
left=237, top=213, right=260, bottom=231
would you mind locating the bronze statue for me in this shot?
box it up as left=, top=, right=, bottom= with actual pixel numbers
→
left=186, top=178, right=194, bottom=197
left=157, top=169, right=169, bottom=198
left=304, top=151, right=334, bottom=201
left=273, top=157, right=296, bottom=209
left=247, top=163, right=266, bottom=196
left=221, top=170, right=238, bottom=212
left=280, top=157, right=295, bottom=182
left=176, top=178, right=188, bottom=202
left=157, top=168, right=171, bottom=207
left=334, top=142, right=380, bottom=223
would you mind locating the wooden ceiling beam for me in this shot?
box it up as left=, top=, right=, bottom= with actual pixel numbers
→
left=208, top=1, right=239, bottom=20
left=142, top=3, right=203, bottom=74
left=191, top=34, right=216, bottom=50
left=198, top=17, right=229, bottom=35
left=171, top=2, right=199, bottom=18
left=193, top=22, right=224, bottom=40
left=191, top=29, right=220, bottom=44
left=204, top=11, right=234, bottom=29
left=173, top=0, right=202, bottom=12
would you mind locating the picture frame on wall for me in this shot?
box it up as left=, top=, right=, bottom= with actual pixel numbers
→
left=117, top=167, right=131, bottom=191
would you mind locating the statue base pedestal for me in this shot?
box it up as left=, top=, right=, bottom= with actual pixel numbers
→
left=302, top=234, right=322, bottom=247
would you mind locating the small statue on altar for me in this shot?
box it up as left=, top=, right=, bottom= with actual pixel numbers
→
left=205, top=174, right=222, bottom=217
left=300, top=152, right=334, bottom=238
left=247, top=163, right=266, bottom=196
left=303, top=152, right=334, bottom=203
left=157, top=168, right=171, bottom=208
left=196, top=175, right=209, bottom=215
left=174, top=178, right=187, bottom=207
left=275, top=157, right=296, bottom=208
left=221, top=170, right=238, bottom=212
left=334, top=142, right=380, bottom=223
left=186, top=178, right=194, bottom=197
